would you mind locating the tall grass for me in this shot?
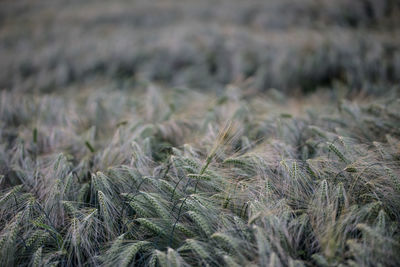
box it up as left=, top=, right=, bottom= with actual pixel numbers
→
left=1, top=0, right=400, bottom=266
left=0, top=86, right=399, bottom=266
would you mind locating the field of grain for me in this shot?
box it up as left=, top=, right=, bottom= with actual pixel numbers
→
left=1, top=0, right=400, bottom=266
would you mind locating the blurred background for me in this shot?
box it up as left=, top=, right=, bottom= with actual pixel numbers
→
left=1, top=0, right=399, bottom=94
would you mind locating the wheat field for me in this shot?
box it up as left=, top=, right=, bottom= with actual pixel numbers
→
left=1, top=0, right=400, bottom=266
